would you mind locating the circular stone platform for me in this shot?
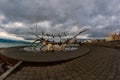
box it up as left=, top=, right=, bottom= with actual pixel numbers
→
left=0, top=46, right=90, bottom=62
left=3, top=46, right=120, bottom=80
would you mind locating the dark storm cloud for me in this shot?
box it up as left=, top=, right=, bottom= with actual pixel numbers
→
left=0, top=0, right=120, bottom=40
left=0, top=0, right=72, bottom=23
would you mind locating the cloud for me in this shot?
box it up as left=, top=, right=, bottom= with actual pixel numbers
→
left=0, top=31, right=25, bottom=40
left=0, top=0, right=120, bottom=40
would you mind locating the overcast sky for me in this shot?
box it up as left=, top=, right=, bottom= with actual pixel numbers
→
left=0, top=0, right=120, bottom=41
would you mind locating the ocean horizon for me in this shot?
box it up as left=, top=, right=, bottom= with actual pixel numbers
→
left=0, top=38, right=86, bottom=48
left=0, top=42, right=30, bottom=48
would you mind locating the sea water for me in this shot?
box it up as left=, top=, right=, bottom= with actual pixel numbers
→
left=0, top=42, right=30, bottom=48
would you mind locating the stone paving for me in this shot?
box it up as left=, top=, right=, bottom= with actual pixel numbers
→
left=4, top=46, right=120, bottom=80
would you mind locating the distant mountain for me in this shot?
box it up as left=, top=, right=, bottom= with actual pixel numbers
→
left=0, top=38, right=88, bottom=44
left=77, top=38, right=89, bottom=42
left=0, top=38, right=31, bottom=44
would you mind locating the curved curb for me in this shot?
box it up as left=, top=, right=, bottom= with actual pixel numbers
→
left=0, top=61, right=23, bottom=80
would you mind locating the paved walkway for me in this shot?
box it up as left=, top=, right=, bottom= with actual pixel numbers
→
left=3, top=46, right=120, bottom=80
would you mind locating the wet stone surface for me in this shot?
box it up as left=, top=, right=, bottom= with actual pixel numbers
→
left=1, top=46, right=89, bottom=62
left=4, top=46, right=120, bottom=80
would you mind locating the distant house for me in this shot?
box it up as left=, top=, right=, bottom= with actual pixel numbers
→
left=105, top=32, right=120, bottom=41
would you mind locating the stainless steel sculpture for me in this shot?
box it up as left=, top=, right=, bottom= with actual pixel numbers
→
left=30, top=23, right=89, bottom=52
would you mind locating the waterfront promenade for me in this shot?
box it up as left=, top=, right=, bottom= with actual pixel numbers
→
left=1, top=46, right=120, bottom=80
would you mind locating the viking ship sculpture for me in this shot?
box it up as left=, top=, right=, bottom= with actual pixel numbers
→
left=29, top=22, right=89, bottom=52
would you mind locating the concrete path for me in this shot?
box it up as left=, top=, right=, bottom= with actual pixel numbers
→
left=3, top=46, right=120, bottom=80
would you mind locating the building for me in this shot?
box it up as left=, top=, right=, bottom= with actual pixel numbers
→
left=105, top=32, right=120, bottom=41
